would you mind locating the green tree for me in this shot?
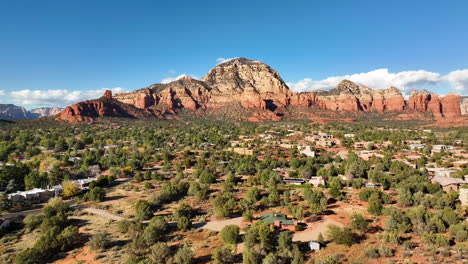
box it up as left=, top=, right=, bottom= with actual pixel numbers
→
left=351, top=213, right=368, bottom=235
left=0, top=192, right=12, bottom=212
left=134, top=200, right=152, bottom=221
left=212, top=245, right=235, bottom=264
left=220, top=225, right=240, bottom=244
left=326, top=224, right=353, bottom=246
left=149, top=242, right=171, bottom=264
left=178, top=216, right=192, bottom=231
left=173, top=246, right=193, bottom=264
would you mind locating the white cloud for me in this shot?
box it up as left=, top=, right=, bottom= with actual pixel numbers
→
left=0, top=90, right=4, bottom=96
left=444, top=69, right=468, bottom=93
left=161, top=74, right=198, bottom=84
left=216, top=57, right=237, bottom=64
left=287, top=69, right=442, bottom=93
left=7, top=87, right=127, bottom=107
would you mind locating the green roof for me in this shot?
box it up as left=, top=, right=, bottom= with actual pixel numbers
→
left=259, top=212, right=294, bottom=225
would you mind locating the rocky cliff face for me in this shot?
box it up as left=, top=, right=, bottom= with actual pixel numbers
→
left=0, top=104, right=37, bottom=119
left=408, top=90, right=461, bottom=117
left=57, top=58, right=465, bottom=122
left=30, top=107, right=63, bottom=117
left=57, top=90, right=164, bottom=123
left=310, top=80, right=405, bottom=112
left=461, top=97, right=468, bottom=116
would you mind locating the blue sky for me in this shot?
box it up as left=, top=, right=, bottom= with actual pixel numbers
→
left=1, top=0, right=468, bottom=108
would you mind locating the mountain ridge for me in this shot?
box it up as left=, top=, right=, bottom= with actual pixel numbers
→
left=56, top=58, right=465, bottom=124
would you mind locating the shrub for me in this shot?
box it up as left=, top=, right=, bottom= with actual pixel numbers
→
left=326, top=224, right=353, bottom=246
left=220, top=225, right=240, bottom=244
left=365, top=246, right=380, bottom=258
left=178, top=216, right=192, bottom=231
left=84, top=187, right=106, bottom=202
left=87, top=233, right=110, bottom=250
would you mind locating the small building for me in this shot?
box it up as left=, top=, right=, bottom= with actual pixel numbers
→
left=353, top=141, right=372, bottom=149
left=343, top=134, right=355, bottom=138
left=73, top=177, right=98, bottom=189
left=431, top=176, right=468, bottom=192
left=409, top=144, right=426, bottom=151
left=8, top=188, right=57, bottom=205
left=432, top=145, right=453, bottom=153
left=283, top=178, right=306, bottom=185
left=300, top=146, right=315, bottom=157
left=309, top=241, right=321, bottom=251
left=259, top=212, right=296, bottom=229
left=365, top=182, right=381, bottom=189
left=429, top=168, right=457, bottom=178
left=316, top=140, right=333, bottom=148
left=460, top=188, right=468, bottom=206
left=232, top=147, right=253, bottom=156
left=319, top=133, right=334, bottom=139
left=309, top=176, right=325, bottom=187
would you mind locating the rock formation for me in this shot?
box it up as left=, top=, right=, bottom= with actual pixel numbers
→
left=408, top=90, right=461, bottom=117
left=0, top=104, right=36, bottom=119
left=310, top=80, right=405, bottom=112
left=56, top=58, right=465, bottom=123
left=461, top=97, right=468, bottom=116
left=57, top=93, right=164, bottom=123
left=30, top=107, right=63, bottom=117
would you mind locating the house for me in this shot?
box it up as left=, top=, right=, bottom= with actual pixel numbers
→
left=319, top=133, right=334, bottom=139
left=73, top=177, right=98, bottom=189
left=365, top=182, right=381, bottom=189
left=283, top=178, right=306, bottom=185
left=104, top=145, right=118, bottom=150
left=344, top=134, right=355, bottom=138
left=432, top=145, right=453, bottom=153
left=357, top=150, right=384, bottom=161
left=353, top=141, right=372, bottom=149
left=308, top=241, right=321, bottom=251
left=232, top=148, right=253, bottom=156
left=409, top=144, right=426, bottom=151
left=259, top=212, right=296, bottom=229
left=431, top=176, right=468, bottom=192
left=273, top=168, right=294, bottom=177
left=460, top=188, right=468, bottom=206
left=309, top=176, right=325, bottom=187
left=316, top=140, right=333, bottom=148
left=300, top=146, right=315, bottom=157
left=8, top=188, right=57, bottom=205
left=428, top=168, right=457, bottom=178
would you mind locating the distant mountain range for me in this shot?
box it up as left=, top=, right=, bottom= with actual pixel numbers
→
left=0, top=105, right=62, bottom=119
left=55, top=58, right=467, bottom=125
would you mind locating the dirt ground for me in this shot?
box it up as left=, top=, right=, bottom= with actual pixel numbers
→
left=293, top=218, right=344, bottom=242
left=202, top=216, right=243, bottom=232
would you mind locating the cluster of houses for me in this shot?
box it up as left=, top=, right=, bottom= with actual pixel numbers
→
left=7, top=177, right=98, bottom=206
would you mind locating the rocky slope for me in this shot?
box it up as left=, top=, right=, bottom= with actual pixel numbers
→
left=56, top=58, right=466, bottom=123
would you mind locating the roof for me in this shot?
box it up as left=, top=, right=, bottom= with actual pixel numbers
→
left=431, top=176, right=468, bottom=186
left=259, top=212, right=294, bottom=225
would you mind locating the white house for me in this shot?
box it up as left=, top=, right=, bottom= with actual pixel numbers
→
left=300, top=146, right=315, bottom=157
left=309, top=176, right=325, bottom=187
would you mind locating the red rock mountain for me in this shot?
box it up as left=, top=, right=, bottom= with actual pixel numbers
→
left=57, top=58, right=464, bottom=122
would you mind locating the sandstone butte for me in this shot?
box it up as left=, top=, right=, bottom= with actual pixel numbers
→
left=56, top=58, right=465, bottom=123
